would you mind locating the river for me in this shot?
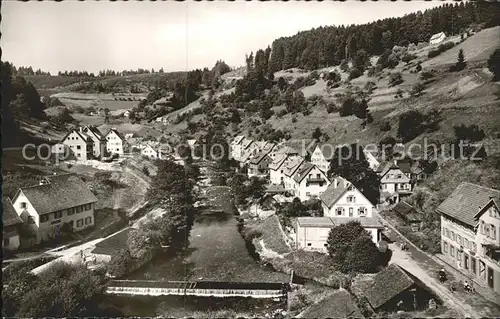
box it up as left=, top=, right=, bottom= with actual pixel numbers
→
left=104, top=164, right=290, bottom=316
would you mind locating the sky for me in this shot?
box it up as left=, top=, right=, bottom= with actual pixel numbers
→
left=2, top=1, right=446, bottom=74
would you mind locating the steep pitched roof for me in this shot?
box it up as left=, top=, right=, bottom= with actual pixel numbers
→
left=430, top=32, right=446, bottom=40
left=293, top=162, right=315, bottom=183
left=106, top=128, right=124, bottom=141
left=437, top=182, right=500, bottom=227
left=3, top=197, right=23, bottom=227
left=320, top=177, right=349, bottom=208
left=60, top=128, right=92, bottom=144
left=249, top=150, right=271, bottom=165
left=297, top=217, right=335, bottom=228
left=281, top=156, right=304, bottom=177
left=365, top=264, right=416, bottom=309
left=83, top=125, right=104, bottom=140
left=232, top=135, right=245, bottom=146
left=269, top=153, right=288, bottom=170
left=331, top=217, right=383, bottom=229
left=14, top=173, right=98, bottom=216
left=241, top=138, right=254, bottom=149
left=393, top=201, right=423, bottom=223
left=301, top=289, right=363, bottom=318
left=258, top=141, right=275, bottom=153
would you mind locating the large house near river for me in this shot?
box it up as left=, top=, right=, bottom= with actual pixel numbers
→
left=438, top=182, right=500, bottom=294
left=11, top=173, right=98, bottom=244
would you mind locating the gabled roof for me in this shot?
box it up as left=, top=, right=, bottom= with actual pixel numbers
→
left=249, top=150, right=271, bottom=165
left=13, top=173, right=98, bottom=216
left=393, top=201, right=423, bottom=223
left=106, top=128, right=124, bottom=141
left=430, top=32, right=446, bottom=40
left=256, top=141, right=275, bottom=153
left=437, top=182, right=500, bottom=227
left=232, top=135, right=245, bottom=146
left=281, top=156, right=305, bottom=177
left=241, top=138, right=254, bottom=150
left=301, top=289, right=363, bottom=318
left=297, top=217, right=335, bottom=228
left=330, top=217, right=383, bottom=228
left=83, top=125, right=104, bottom=140
left=320, top=177, right=350, bottom=208
left=91, top=228, right=131, bottom=256
left=365, top=264, right=416, bottom=309
left=293, top=162, right=316, bottom=183
left=269, top=153, right=288, bottom=170
left=60, top=129, right=92, bottom=144
left=3, top=197, right=23, bottom=227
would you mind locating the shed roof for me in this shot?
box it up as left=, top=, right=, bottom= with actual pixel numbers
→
left=281, top=156, right=304, bottom=177
left=436, top=182, right=500, bottom=227
left=269, top=153, right=288, bottom=170
left=14, top=173, right=98, bottom=215
left=3, top=197, right=23, bottom=227
left=91, top=228, right=131, bottom=256
left=297, top=217, right=335, bottom=228
left=393, top=201, right=423, bottom=223
left=301, top=289, right=363, bottom=318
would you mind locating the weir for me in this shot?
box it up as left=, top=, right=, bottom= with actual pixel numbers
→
left=106, top=280, right=290, bottom=299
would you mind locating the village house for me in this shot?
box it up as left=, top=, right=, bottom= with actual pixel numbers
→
left=60, top=128, right=94, bottom=160
left=270, top=144, right=301, bottom=160
left=255, top=141, right=276, bottom=155
left=11, top=173, right=98, bottom=244
left=230, top=135, right=245, bottom=161
left=300, top=288, right=363, bottom=318
left=291, top=162, right=330, bottom=201
left=429, top=32, right=446, bottom=45
left=310, top=143, right=342, bottom=173
left=320, top=178, right=382, bottom=245
left=392, top=201, right=423, bottom=232
left=3, top=197, right=24, bottom=251
left=90, top=228, right=132, bottom=264
left=248, top=150, right=273, bottom=178
left=125, top=133, right=135, bottom=140
left=269, top=154, right=289, bottom=185
left=364, top=149, right=381, bottom=171
left=438, top=182, right=500, bottom=294
left=82, top=125, right=106, bottom=159
left=281, top=156, right=305, bottom=192
left=105, top=128, right=125, bottom=155
left=141, top=144, right=166, bottom=159
left=379, top=161, right=413, bottom=205
left=123, top=110, right=131, bottom=118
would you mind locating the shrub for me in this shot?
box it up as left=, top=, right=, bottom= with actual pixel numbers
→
left=308, top=70, right=320, bottom=80
left=411, top=82, right=426, bottom=96
left=487, top=48, right=500, bottom=81
left=291, top=116, right=297, bottom=123
left=380, top=121, right=391, bottom=132
left=326, top=103, right=336, bottom=114
left=388, top=72, right=404, bottom=87
left=367, top=66, right=376, bottom=77
left=348, top=68, right=363, bottom=80
left=401, top=54, right=417, bottom=63
left=415, top=63, right=422, bottom=72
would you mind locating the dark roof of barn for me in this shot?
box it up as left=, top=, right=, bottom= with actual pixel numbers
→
left=3, top=197, right=23, bottom=227
left=365, top=264, right=416, bottom=309
left=320, top=178, right=348, bottom=208
left=16, top=173, right=98, bottom=215
left=393, top=201, right=423, bottom=223
left=91, top=228, right=131, bottom=256
left=301, top=289, right=363, bottom=318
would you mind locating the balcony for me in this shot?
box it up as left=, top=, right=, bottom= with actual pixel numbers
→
left=306, top=178, right=326, bottom=184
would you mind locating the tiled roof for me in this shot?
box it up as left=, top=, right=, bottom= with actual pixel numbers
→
left=297, top=217, right=335, bottom=228
left=91, top=228, right=131, bottom=256
left=330, top=217, right=383, bottom=229
left=293, top=162, right=315, bottom=183
left=61, top=129, right=92, bottom=143
left=436, top=182, right=500, bottom=227
left=15, top=173, right=98, bottom=216
left=83, top=125, right=104, bottom=140
left=320, top=178, right=349, bottom=208
left=281, top=156, right=304, bottom=177
left=274, top=146, right=300, bottom=156
left=398, top=161, right=412, bottom=174
left=258, top=141, right=275, bottom=153
left=232, top=135, right=245, bottom=146
left=241, top=138, right=254, bottom=149
left=266, top=184, right=287, bottom=194
left=301, top=289, right=363, bottom=318
left=430, top=32, right=446, bottom=40
left=269, top=154, right=288, bottom=170
left=249, top=151, right=271, bottom=165
left=365, top=264, right=415, bottom=309
left=3, top=197, right=23, bottom=227
left=106, top=128, right=124, bottom=141
left=393, top=201, right=423, bottom=223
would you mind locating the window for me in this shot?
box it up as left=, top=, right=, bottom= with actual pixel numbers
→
left=464, top=238, right=469, bottom=249
left=336, top=208, right=344, bottom=216
left=491, top=224, right=497, bottom=240
left=68, top=207, right=75, bottom=216
left=77, top=219, right=83, bottom=227
left=324, top=243, right=328, bottom=247
left=54, top=211, right=62, bottom=219
left=359, top=207, right=366, bottom=216
left=485, top=224, right=491, bottom=237
left=445, top=229, right=450, bottom=238
left=28, top=216, right=35, bottom=224
left=40, top=215, right=49, bottom=223
left=450, top=246, right=455, bottom=257
left=451, top=231, right=456, bottom=241
left=479, top=260, right=486, bottom=280
left=20, top=202, right=27, bottom=209
left=4, top=237, right=10, bottom=246
left=481, top=220, right=485, bottom=234
left=349, top=208, right=354, bottom=217
left=471, top=257, right=477, bottom=276
left=85, top=217, right=92, bottom=225
left=347, top=196, right=356, bottom=203
left=77, top=145, right=81, bottom=150
left=458, top=235, right=463, bottom=246
left=464, top=255, right=469, bottom=270
left=307, top=243, right=311, bottom=247
left=347, top=185, right=354, bottom=191
left=443, top=241, right=448, bottom=253
left=471, top=243, right=477, bottom=253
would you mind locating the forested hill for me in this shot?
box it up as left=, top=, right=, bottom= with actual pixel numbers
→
left=265, top=2, right=500, bottom=72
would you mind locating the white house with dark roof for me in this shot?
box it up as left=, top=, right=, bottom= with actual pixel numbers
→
left=281, top=156, right=305, bottom=192
left=105, top=128, right=124, bottom=155
left=292, top=162, right=330, bottom=201
left=296, top=217, right=337, bottom=252
left=438, top=182, right=500, bottom=294
left=311, top=143, right=335, bottom=173
left=269, top=153, right=289, bottom=185
left=60, top=128, right=94, bottom=160
left=429, top=32, right=446, bottom=45
left=82, top=125, right=106, bottom=159
left=248, top=150, right=273, bottom=178
left=363, top=149, right=380, bottom=171
left=11, top=173, right=98, bottom=244
left=230, top=135, right=245, bottom=161
left=3, top=197, right=24, bottom=251
left=379, top=161, right=413, bottom=204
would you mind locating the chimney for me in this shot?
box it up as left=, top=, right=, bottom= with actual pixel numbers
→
left=39, top=178, right=49, bottom=186
left=394, top=159, right=398, bottom=166
left=79, top=127, right=83, bottom=133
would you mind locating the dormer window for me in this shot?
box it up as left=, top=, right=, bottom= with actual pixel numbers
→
left=20, top=202, right=27, bottom=209
left=347, top=185, right=354, bottom=191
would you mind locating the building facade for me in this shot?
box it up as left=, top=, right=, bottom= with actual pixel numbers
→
left=82, top=125, right=106, bottom=159
left=3, top=198, right=23, bottom=251
left=105, top=128, right=124, bottom=155
left=60, top=128, right=94, bottom=160
left=379, top=162, right=413, bottom=204
left=292, top=163, right=330, bottom=201
left=438, top=182, right=500, bottom=294
left=269, top=154, right=289, bottom=185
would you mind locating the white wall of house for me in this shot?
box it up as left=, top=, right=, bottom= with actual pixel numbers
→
left=270, top=166, right=285, bottom=185
left=380, top=168, right=412, bottom=200
left=441, top=206, right=500, bottom=293
left=141, top=146, right=158, bottom=159
left=106, top=131, right=124, bottom=155
left=294, top=167, right=330, bottom=201
left=323, top=187, right=375, bottom=218
left=3, top=233, right=20, bottom=251
left=296, top=224, right=333, bottom=252
left=364, top=152, right=380, bottom=171
left=85, top=132, right=103, bottom=158
left=62, top=131, right=92, bottom=160
left=311, top=147, right=329, bottom=173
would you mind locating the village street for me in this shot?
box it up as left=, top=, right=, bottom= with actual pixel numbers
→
left=384, top=225, right=500, bottom=317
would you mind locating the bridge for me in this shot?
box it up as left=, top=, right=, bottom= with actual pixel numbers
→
left=106, top=280, right=290, bottom=299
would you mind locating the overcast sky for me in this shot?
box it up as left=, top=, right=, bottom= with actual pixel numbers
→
left=2, top=1, right=445, bottom=74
